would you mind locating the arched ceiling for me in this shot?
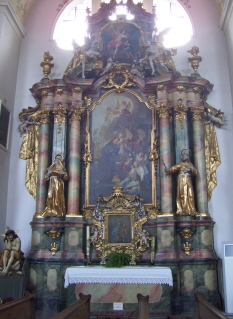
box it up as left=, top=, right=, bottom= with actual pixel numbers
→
left=9, top=0, right=225, bottom=25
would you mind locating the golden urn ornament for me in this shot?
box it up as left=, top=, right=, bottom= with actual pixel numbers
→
left=40, top=51, right=54, bottom=79
left=187, top=46, right=202, bottom=76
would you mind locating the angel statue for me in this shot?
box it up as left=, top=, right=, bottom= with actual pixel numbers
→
left=139, top=28, right=177, bottom=76
left=0, top=227, right=25, bottom=276
left=42, top=154, right=68, bottom=218
left=164, top=149, right=198, bottom=216
left=64, top=37, right=101, bottom=79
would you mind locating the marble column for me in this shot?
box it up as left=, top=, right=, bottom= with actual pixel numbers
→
left=191, top=107, right=209, bottom=216
left=158, top=103, right=173, bottom=215
left=67, top=87, right=84, bottom=216
left=52, top=103, right=67, bottom=161
left=174, top=100, right=189, bottom=163
left=35, top=109, right=50, bottom=217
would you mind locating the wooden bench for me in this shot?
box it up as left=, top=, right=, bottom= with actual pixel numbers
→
left=137, top=293, right=149, bottom=319
left=52, top=293, right=91, bottom=319
left=0, top=291, right=36, bottom=319
left=194, top=293, right=228, bottom=319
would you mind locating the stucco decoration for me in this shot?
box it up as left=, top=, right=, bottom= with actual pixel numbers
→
left=9, top=0, right=35, bottom=23
left=180, top=0, right=225, bottom=13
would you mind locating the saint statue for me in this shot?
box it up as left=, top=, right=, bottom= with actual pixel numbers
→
left=164, top=149, right=198, bottom=216
left=0, top=227, right=25, bottom=276
left=42, top=154, right=68, bottom=218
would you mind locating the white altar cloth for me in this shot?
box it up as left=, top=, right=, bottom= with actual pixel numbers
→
left=64, top=266, right=173, bottom=288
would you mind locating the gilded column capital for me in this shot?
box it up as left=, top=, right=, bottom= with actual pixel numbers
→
left=157, top=84, right=165, bottom=92
left=73, top=86, right=83, bottom=94
left=83, top=96, right=92, bottom=108
left=191, top=106, right=204, bottom=121
left=53, top=103, right=67, bottom=124
left=192, top=87, right=199, bottom=94
left=41, top=90, right=48, bottom=98
left=68, top=106, right=85, bottom=122
left=176, top=85, right=185, bottom=94
left=39, top=110, right=50, bottom=124
left=174, top=100, right=188, bottom=121
left=148, top=95, right=157, bottom=107
left=156, top=103, right=170, bottom=119
left=56, top=88, right=63, bottom=96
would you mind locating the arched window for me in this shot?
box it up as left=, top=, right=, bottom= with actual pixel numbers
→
left=153, top=0, right=193, bottom=47
left=53, top=0, right=193, bottom=50
left=53, top=0, right=92, bottom=50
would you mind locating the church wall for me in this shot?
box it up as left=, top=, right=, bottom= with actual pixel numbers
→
left=5, top=0, right=233, bottom=263
left=0, top=3, right=25, bottom=250
left=222, top=1, right=233, bottom=101
left=5, top=0, right=73, bottom=254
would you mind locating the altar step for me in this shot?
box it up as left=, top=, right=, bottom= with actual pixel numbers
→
left=34, top=310, right=233, bottom=319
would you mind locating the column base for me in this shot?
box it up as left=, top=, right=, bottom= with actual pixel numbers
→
left=159, top=211, right=174, bottom=216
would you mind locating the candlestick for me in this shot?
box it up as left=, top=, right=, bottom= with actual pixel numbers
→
left=86, top=226, right=90, bottom=255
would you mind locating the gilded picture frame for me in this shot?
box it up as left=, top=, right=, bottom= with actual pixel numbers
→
left=83, top=89, right=157, bottom=215
left=0, top=101, right=11, bottom=151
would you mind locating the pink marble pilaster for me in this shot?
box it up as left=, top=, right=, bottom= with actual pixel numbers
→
left=67, top=89, right=84, bottom=216
left=191, top=107, right=208, bottom=214
left=35, top=111, right=50, bottom=217
left=68, top=119, right=81, bottom=215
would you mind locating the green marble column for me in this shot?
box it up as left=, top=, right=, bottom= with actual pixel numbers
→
left=174, top=101, right=189, bottom=163
left=52, top=103, right=67, bottom=161
left=158, top=104, right=173, bottom=215
left=191, top=107, right=209, bottom=216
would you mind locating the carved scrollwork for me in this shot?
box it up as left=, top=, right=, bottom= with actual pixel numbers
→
left=149, top=136, right=159, bottom=175
left=102, top=66, right=135, bottom=92
left=82, top=131, right=93, bottom=179
left=89, top=186, right=151, bottom=261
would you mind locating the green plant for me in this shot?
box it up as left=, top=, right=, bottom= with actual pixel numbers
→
left=104, top=252, right=131, bottom=268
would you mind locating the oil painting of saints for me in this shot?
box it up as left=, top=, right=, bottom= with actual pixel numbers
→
left=89, top=92, right=153, bottom=204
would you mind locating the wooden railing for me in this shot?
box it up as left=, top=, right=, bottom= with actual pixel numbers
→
left=0, top=291, right=36, bottom=319
left=137, top=293, right=149, bottom=319
left=194, top=293, right=228, bottom=319
left=52, top=293, right=91, bottom=319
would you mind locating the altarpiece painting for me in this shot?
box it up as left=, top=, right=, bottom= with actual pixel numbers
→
left=87, top=90, right=156, bottom=206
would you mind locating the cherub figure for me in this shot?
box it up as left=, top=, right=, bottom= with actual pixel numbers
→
left=90, top=225, right=99, bottom=243
left=100, top=57, right=118, bottom=76
left=130, top=63, right=144, bottom=79
left=138, top=229, right=150, bottom=247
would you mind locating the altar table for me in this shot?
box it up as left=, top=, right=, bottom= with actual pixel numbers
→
left=64, top=266, right=173, bottom=288
left=64, top=266, right=173, bottom=307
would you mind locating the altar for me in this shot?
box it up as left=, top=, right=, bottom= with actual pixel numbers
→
left=21, top=0, right=222, bottom=316
left=64, top=266, right=173, bottom=314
